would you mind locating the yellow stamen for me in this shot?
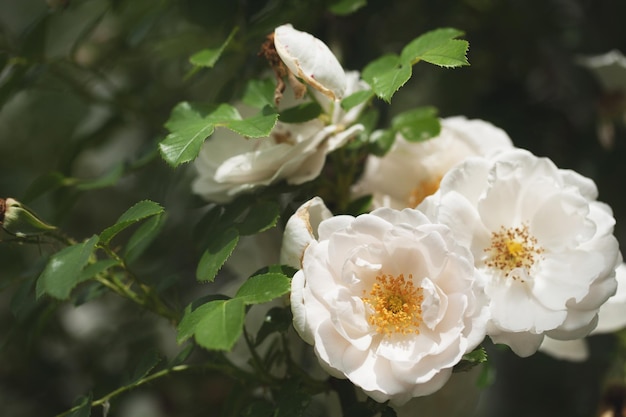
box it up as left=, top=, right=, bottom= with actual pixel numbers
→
left=362, top=273, right=424, bottom=336
left=484, top=224, right=544, bottom=281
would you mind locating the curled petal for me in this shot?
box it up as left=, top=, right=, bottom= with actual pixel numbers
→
left=274, top=24, right=347, bottom=100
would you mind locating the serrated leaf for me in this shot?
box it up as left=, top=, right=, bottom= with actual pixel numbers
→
left=400, top=28, right=469, bottom=67
left=36, top=235, right=98, bottom=299
left=224, top=107, right=278, bottom=137
left=124, top=213, right=167, bottom=263
left=341, top=89, right=374, bottom=111
left=196, top=228, right=239, bottom=282
left=99, top=200, right=164, bottom=245
left=361, top=54, right=411, bottom=102
left=177, top=301, right=219, bottom=344
left=189, top=27, right=238, bottom=69
left=279, top=102, right=322, bottom=123
left=453, top=346, right=487, bottom=373
left=235, top=273, right=291, bottom=305
left=328, top=0, right=367, bottom=15
left=195, top=298, right=245, bottom=351
left=236, top=201, right=280, bottom=235
left=242, top=78, right=276, bottom=109
left=160, top=102, right=240, bottom=167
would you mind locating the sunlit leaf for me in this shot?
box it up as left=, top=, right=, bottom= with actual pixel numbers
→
left=400, top=28, right=469, bottom=68
left=99, top=200, right=164, bottom=245
left=235, top=272, right=291, bottom=305
left=160, top=102, right=239, bottom=167
left=361, top=54, right=411, bottom=102
left=36, top=235, right=99, bottom=299
left=242, top=78, right=276, bottom=109
left=341, top=89, right=374, bottom=111
left=194, top=298, right=246, bottom=351
left=391, top=107, right=441, bottom=142
left=224, top=107, right=278, bottom=137
left=196, top=228, right=239, bottom=282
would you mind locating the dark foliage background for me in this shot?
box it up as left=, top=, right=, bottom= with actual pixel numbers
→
left=1, top=0, right=625, bottom=416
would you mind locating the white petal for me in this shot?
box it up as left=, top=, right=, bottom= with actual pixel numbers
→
left=538, top=337, right=589, bottom=361
left=280, top=197, right=333, bottom=268
left=274, top=24, right=347, bottom=100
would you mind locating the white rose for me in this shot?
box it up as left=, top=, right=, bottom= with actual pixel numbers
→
left=353, top=117, right=513, bottom=209
left=192, top=105, right=364, bottom=203
left=274, top=24, right=347, bottom=100
left=419, top=148, right=621, bottom=357
left=284, top=198, right=488, bottom=405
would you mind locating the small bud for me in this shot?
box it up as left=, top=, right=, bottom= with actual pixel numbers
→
left=1, top=198, right=56, bottom=236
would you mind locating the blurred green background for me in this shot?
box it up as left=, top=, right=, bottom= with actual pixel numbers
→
left=1, top=0, right=625, bottom=416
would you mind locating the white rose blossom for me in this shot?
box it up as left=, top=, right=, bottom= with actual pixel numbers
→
left=191, top=72, right=368, bottom=203
left=419, top=148, right=621, bottom=357
left=353, top=117, right=513, bottom=210
left=539, top=262, right=626, bottom=361
left=282, top=197, right=489, bottom=405
left=274, top=23, right=347, bottom=100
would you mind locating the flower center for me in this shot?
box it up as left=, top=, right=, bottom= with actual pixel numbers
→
left=362, top=273, right=424, bottom=336
left=407, top=176, right=442, bottom=207
left=484, top=224, right=544, bottom=280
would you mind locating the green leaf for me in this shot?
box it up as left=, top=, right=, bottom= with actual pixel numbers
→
left=368, top=129, right=396, bottom=157
left=127, top=348, right=162, bottom=384
left=361, top=54, right=411, bottom=102
left=329, top=0, right=367, bottom=15
left=255, top=306, right=292, bottom=346
left=36, top=235, right=98, bottom=299
left=235, top=272, right=291, bottom=305
left=279, top=102, right=322, bottom=123
left=67, top=393, right=93, bottom=417
left=345, top=194, right=373, bottom=216
left=22, top=171, right=66, bottom=203
left=160, top=102, right=240, bottom=167
left=236, top=201, right=280, bottom=236
left=77, top=259, right=119, bottom=284
left=453, top=346, right=487, bottom=373
left=196, top=228, right=239, bottom=282
left=341, top=89, right=374, bottom=111
left=99, top=200, right=164, bottom=245
left=75, top=162, right=124, bottom=190
left=224, top=107, right=278, bottom=137
left=189, top=27, right=238, bottom=69
left=242, top=78, right=276, bottom=109
left=400, top=28, right=469, bottom=68
left=195, top=298, right=246, bottom=351
left=177, top=301, right=218, bottom=344
left=391, top=107, right=441, bottom=142
left=124, top=213, right=167, bottom=263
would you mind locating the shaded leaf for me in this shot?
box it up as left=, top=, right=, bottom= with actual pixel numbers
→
left=75, top=162, right=124, bottom=190
left=67, top=393, right=93, bottom=417
left=36, top=235, right=99, bottom=299
left=235, top=272, right=291, bottom=305
left=124, top=213, right=167, bottom=263
left=391, top=107, right=441, bottom=142
left=454, top=346, right=487, bottom=373
left=279, top=102, right=322, bottom=123
left=236, top=201, right=280, bottom=236
left=329, top=0, right=367, bottom=15
left=242, top=78, right=275, bottom=109
left=195, top=298, right=246, bottom=351
left=189, top=27, right=238, bottom=69
left=99, top=200, right=164, bottom=245
left=368, top=129, right=396, bottom=157
left=255, top=306, right=292, bottom=346
left=127, top=348, right=162, bottom=384
left=400, top=28, right=469, bottom=67
left=196, top=228, right=239, bottom=282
